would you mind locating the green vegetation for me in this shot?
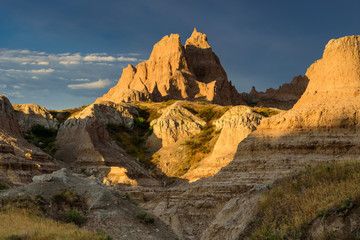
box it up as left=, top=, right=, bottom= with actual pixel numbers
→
left=52, top=190, right=82, bottom=208
left=24, top=125, right=57, bottom=156
left=174, top=105, right=229, bottom=176
left=246, top=161, right=360, bottom=239
left=64, top=209, right=86, bottom=226
left=0, top=182, right=9, bottom=190
left=252, top=106, right=280, bottom=118
left=136, top=211, right=154, bottom=224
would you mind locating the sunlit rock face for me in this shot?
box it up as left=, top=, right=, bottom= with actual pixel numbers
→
left=0, top=95, right=58, bottom=185
left=13, top=103, right=59, bottom=132
left=96, top=28, right=245, bottom=106
left=142, top=35, right=360, bottom=240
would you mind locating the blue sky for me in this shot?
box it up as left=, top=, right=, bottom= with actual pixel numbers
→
left=0, top=0, right=359, bottom=109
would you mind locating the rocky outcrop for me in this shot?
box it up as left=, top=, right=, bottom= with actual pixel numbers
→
left=0, top=168, right=178, bottom=240
left=96, top=28, right=244, bottom=106
left=183, top=106, right=263, bottom=182
left=13, top=104, right=59, bottom=132
left=141, top=35, right=360, bottom=239
left=0, top=95, right=58, bottom=185
left=147, top=102, right=206, bottom=149
left=242, top=75, right=309, bottom=110
left=56, top=101, right=160, bottom=187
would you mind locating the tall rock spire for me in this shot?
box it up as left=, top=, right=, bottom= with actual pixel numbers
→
left=96, top=29, right=245, bottom=105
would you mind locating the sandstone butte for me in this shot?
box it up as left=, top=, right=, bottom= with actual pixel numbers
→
left=140, top=35, right=360, bottom=239
left=96, top=28, right=246, bottom=106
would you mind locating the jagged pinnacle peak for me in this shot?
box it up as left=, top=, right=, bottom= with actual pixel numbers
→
left=185, top=28, right=210, bottom=49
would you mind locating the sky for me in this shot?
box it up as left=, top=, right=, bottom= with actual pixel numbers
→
left=0, top=0, right=359, bottom=110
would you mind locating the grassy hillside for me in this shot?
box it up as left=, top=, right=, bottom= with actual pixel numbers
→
left=244, top=161, right=360, bottom=240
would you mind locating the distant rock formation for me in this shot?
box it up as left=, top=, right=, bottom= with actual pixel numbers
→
left=147, top=102, right=206, bottom=149
left=13, top=104, right=59, bottom=132
left=0, top=95, right=58, bottom=185
left=56, top=101, right=160, bottom=187
left=96, top=28, right=245, bottom=106
left=141, top=35, right=360, bottom=239
left=242, top=75, right=309, bottom=110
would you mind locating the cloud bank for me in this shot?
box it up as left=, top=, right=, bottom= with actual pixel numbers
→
left=0, top=48, right=141, bottom=109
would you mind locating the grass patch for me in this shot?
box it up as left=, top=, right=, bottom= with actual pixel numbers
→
left=24, top=125, right=57, bottom=156
left=175, top=124, right=219, bottom=176
left=252, top=107, right=280, bottom=118
left=0, top=183, right=9, bottom=190
left=136, top=211, right=154, bottom=224
left=246, top=161, right=360, bottom=239
left=0, top=208, right=110, bottom=240
left=64, top=209, right=86, bottom=226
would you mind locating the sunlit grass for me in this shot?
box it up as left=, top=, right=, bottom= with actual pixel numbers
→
left=0, top=208, right=110, bottom=240
left=247, top=161, right=360, bottom=239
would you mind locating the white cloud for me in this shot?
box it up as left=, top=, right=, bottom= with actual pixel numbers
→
left=117, top=56, right=138, bottom=62
left=37, top=61, right=49, bottom=65
left=67, top=79, right=112, bottom=90
left=13, top=85, right=21, bottom=89
left=83, top=55, right=116, bottom=62
left=30, top=69, right=55, bottom=73
left=0, top=84, right=6, bottom=89
left=32, top=76, right=39, bottom=79
left=59, top=61, right=80, bottom=65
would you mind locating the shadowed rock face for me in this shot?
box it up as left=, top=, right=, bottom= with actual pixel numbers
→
left=0, top=95, right=58, bottom=185
left=244, top=75, right=309, bottom=110
left=141, top=35, right=360, bottom=240
left=56, top=101, right=161, bottom=187
left=96, top=28, right=245, bottom=106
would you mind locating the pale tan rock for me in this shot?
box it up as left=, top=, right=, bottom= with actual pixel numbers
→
left=13, top=103, right=59, bottom=132
left=0, top=95, right=58, bottom=185
left=96, top=29, right=244, bottom=105
left=147, top=102, right=206, bottom=149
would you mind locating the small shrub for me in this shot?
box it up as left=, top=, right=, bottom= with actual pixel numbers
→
left=0, top=182, right=10, bottom=190
left=64, top=209, right=86, bottom=226
left=136, top=211, right=154, bottom=224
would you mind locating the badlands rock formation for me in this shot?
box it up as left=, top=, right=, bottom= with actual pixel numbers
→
left=183, top=106, right=263, bottom=182
left=147, top=102, right=206, bottom=149
left=56, top=101, right=160, bottom=187
left=13, top=103, right=59, bottom=132
left=0, top=96, right=58, bottom=185
left=243, top=75, right=309, bottom=110
left=97, top=28, right=244, bottom=106
left=141, top=35, right=360, bottom=239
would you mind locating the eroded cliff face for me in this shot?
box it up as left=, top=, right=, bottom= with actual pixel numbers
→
left=147, top=102, right=206, bottom=149
left=0, top=96, right=58, bottom=185
left=183, top=106, right=263, bottom=182
left=141, top=35, right=360, bottom=240
left=96, top=28, right=244, bottom=106
left=56, top=101, right=160, bottom=187
left=13, top=103, right=59, bottom=132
